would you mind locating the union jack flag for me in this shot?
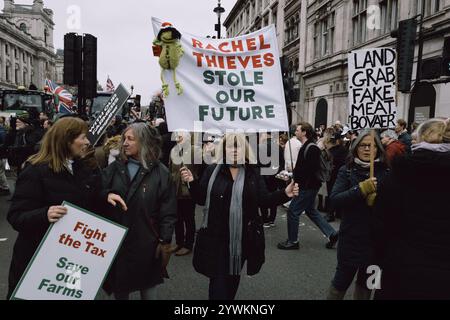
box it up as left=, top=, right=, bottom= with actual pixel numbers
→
left=45, top=79, right=76, bottom=114
left=106, top=76, right=115, bottom=93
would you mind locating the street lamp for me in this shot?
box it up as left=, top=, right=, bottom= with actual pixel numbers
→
left=214, top=0, right=226, bottom=39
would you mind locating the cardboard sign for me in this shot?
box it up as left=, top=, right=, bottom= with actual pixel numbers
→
left=151, top=17, right=289, bottom=133
left=87, top=84, right=130, bottom=145
left=11, top=202, right=127, bottom=300
left=348, top=48, right=398, bottom=130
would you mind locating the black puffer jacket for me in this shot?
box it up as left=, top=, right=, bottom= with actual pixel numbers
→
left=373, top=150, right=450, bottom=300
left=189, top=165, right=290, bottom=278
left=100, top=160, right=177, bottom=294
left=7, top=161, right=102, bottom=299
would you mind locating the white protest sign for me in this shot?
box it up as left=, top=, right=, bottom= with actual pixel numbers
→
left=11, top=202, right=127, bottom=300
left=348, top=48, right=398, bottom=130
left=152, top=17, right=289, bottom=133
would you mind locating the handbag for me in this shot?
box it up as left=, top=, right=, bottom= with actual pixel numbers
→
left=192, top=228, right=221, bottom=277
left=246, top=218, right=266, bottom=276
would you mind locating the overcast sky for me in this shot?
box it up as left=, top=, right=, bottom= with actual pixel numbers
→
left=3, top=0, right=237, bottom=104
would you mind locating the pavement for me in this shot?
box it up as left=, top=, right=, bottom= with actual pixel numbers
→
left=0, top=175, right=353, bottom=300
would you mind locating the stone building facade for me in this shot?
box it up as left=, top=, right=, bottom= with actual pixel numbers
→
left=224, top=0, right=450, bottom=127
left=0, top=0, right=57, bottom=90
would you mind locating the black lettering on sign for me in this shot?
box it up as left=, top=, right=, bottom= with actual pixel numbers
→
left=349, top=48, right=398, bottom=130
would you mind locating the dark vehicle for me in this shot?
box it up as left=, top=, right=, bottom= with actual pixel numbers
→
left=0, top=88, right=54, bottom=122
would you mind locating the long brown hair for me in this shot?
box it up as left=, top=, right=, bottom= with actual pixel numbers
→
left=29, top=117, right=88, bottom=173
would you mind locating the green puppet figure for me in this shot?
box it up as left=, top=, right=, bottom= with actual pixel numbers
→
left=153, top=22, right=184, bottom=97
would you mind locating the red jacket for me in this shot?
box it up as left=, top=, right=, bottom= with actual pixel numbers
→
left=385, top=140, right=407, bottom=167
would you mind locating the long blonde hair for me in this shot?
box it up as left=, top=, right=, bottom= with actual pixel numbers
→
left=29, top=117, right=88, bottom=173
left=215, top=133, right=257, bottom=165
left=416, top=119, right=450, bottom=144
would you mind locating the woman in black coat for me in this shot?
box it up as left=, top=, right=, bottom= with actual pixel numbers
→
left=7, top=117, right=101, bottom=299
left=327, top=130, right=388, bottom=300
left=373, top=118, right=450, bottom=300
left=181, top=133, right=299, bottom=300
left=101, top=123, right=177, bottom=300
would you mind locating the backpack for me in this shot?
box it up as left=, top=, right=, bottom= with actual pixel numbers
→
left=304, top=143, right=332, bottom=183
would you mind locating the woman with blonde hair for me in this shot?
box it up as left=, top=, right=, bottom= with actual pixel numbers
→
left=7, top=117, right=102, bottom=299
left=181, top=133, right=299, bottom=300
left=374, top=118, right=450, bottom=299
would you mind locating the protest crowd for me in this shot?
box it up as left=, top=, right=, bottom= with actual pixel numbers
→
left=1, top=96, right=450, bottom=300
left=1, top=19, right=450, bottom=302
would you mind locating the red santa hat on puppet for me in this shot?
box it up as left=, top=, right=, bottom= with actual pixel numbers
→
left=157, top=22, right=181, bottom=41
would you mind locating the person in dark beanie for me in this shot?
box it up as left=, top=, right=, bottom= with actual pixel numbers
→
left=327, top=130, right=388, bottom=300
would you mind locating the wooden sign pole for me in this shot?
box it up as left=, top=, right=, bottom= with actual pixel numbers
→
left=370, top=129, right=376, bottom=179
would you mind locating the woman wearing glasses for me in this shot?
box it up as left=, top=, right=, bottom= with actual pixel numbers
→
left=327, top=130, right=388, bottom=300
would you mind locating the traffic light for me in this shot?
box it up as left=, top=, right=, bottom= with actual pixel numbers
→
left=64, top=33, right=82, bottom=85
left=391, top=18, right=417, bottom=93
left=83, top=34, right=97, bottom=99
left=421, top=57, right=442, bottom=80
left=443, top=37, right=450, bottom=77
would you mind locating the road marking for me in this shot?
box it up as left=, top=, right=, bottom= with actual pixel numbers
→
left=0, top=238, right=7, bottom=242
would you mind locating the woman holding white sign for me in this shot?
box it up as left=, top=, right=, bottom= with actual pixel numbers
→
left=101, top=123, right=177, bottom=300
left=180, top=133, right=299, bottom=300
left=7, top=117, right=102, bottom=300
left=327, top=130, right=388, bottom=300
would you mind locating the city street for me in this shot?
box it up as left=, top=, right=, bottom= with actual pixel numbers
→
left=0, top=176, right=348, bottom=300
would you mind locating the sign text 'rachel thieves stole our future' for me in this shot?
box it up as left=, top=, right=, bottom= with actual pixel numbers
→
left=152, top=17, right=288, bottom=133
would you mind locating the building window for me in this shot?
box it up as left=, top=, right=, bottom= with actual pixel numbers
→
left=6, top=64, right=10, bottom=82
left=272, top=9, right=277, bottom=30
left=44, top=29, right=48, bottom=45
left=353, top=0, right=367, bottom=45
left=315, top=12, right=335, bottom=58
left=246, top=8, right=250, bottom=27
left=416, top=0, right=441, bottom=16
left=19, top=23, right=27, bottom=32
left=285, top=21, right=291, bottom=43
left=380, top=0, right=398, bottom=34
left=5, top=44, right=9, bottom=56
left=314, top=22, right=320, bottom=58
left=14, top=48, right=18, bottom=59
left=284, top=14, right=299, bottom=44
left=294, top=59, right=300, bottom=84
left=251, top=1, right=255, bottom=20
left=15, top=65, right=19, bottom=85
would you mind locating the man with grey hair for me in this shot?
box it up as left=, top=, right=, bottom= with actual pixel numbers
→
left=381, top=129, right=407, bottom=167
